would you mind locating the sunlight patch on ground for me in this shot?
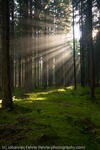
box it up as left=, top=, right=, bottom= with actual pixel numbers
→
left=26, top=93, right=47, bottom=101
left=13, top=96, right=18, bottom=101
left=66, top=86, right=74, bottom=90
left=57, top=89, right=66, bottom=92
left=29, top=97, right=46, bottom=101
left=35, top=97, right=46, bottom=101
left=48, top=90, right=57, bottom=93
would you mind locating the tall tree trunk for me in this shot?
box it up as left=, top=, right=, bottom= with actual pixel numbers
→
left=27, top=0, right=33, bottom=90
left=10, top=0, right=14, bottom=90
left=1, top=0, right=12, bottom=109
left=43, top=14, right=47, bottom=89
left=23, top=0, right=30, bottom=90
left=79, top=1, right=85, bottom=87
left=34, top=2, right=41, bottom=88
left=43, top=57, right=47, bottom=89
left=72, top=2, right=76, bottom=89
left=87, top=0, right=95, bottom=98
left=18, top=56, right=21, bottom=87
left=48, top=58, right=53, bottom=86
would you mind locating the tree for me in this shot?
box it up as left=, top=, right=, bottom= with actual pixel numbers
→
left=94, top=31, right=100, bottom=85
left=79, top=1, right=85, bottom=87
left=86, top=0, right=95, bottom=98
left=73, top=0, right=95, bottom=97
left=1, top=0, right=12, bottom=109
left=10, top=0, right=15, bottom=90
left=72, top=0, right=76, bottom=89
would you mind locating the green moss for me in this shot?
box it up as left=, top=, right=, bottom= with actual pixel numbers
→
left=0, top=86, right=100, bottom=149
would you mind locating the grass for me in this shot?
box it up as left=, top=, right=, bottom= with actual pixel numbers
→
left=0, top=86, right=100, bottom=150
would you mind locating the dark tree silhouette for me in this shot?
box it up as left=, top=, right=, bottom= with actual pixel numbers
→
left=87, top=0, right=95, bottom=98
left=1, top=0, right=12, bottom=109
left=72, top=0, right=76, bottom=89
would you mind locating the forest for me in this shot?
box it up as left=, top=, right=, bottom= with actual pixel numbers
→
left=0, top=0, right=100, bottom=149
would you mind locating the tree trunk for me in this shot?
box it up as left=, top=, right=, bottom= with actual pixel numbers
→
left=48, top=58, right=53, bottom=86
left=87, top=0, right=95, bottom=98
left=79, top=1, right=85, bottom=87
left=10, top=0, right=14, bottom=90
left=1, top=0, right=12, bottom=109
left=72, top=2, right=76, bottom=89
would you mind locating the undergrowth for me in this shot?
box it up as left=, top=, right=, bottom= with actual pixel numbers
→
left=0, top=86, right=100, bottom=150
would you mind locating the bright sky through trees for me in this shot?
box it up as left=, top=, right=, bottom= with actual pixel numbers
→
left=74, top=23, right=80, bottom=39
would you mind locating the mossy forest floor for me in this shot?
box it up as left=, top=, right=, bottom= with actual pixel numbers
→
left=0, top=86, right=100, bottom=150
